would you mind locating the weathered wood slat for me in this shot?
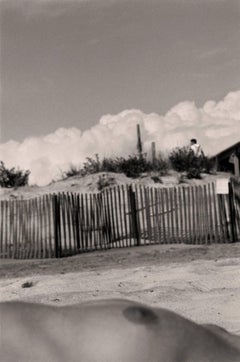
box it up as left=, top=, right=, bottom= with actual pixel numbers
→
left=91, top=193, right=98, bottom=250
left=18, top=200, right=23, bottom=259
left=190, top=187, right=196, bottom=244
left=217, top=194, right=227, bottom=243
left=173, top=188, right=180, bottom=244
left=75, top=193, right=81, bottom=251
left=154, top=188, right=160, bottom=243
left=113, top=187, right=120, bottom=247
left=79, top=194, right=85, bottom=250
left=48, top=194, right=54, bottom=257
left=61, top=194, right=67, bottom=254
left=177, top=188, right=183, bottom=243
left=186, top=187, right=192, bottom=244
left=169, top=188, right=175, bottom=243
left=17, top=200, right=22, bottom=259
left=71, top=193, right=78, bottom=253
left=4, top=201, right=9, bottom=258
left=5, top=201, right=9, bottom=258
left=27, top=199, right=32, bottom=259
left=212, top=183, right=220, bottom=243
left=20, top=200, right=25, bottom=259
left=8, top=201, right=14, bottom=258
left=149, top=187, right=156, bottom=244
left=198, top=186, right=205, bottom=244
left=122, top=185, right=128, bottom=247
left=100, top=192, right=107, bottom=248
left=35, top=198, right=40, bottom=258
left=85, top=193, right=90, bottom=250
left=34, top=198, right=39, bottom=258
left=23, top=199, right=29, bottom=259
left=138, top=186, right=145, bottom=243
left=117, top=186, right=124, bottom=247
left=71, top=193, right=76, bottom=252
left=203, top=185, right=210, bottom=244
left=42, top=195, right=47, bottom=258
left=0, top=202, right=4, bottom=257
left=66, top=193, right=73, bottom=253
left=26, top=199, right=31, bottom=259
left=165, top=188, right=171, bottom=243
left=207, top=184, right=214, bottom=243
left=12, top=200, right=17, bottom=258
left=144, top=187, right=152, bottom=242
left=41, top=196, right=45, bottom=258
left=126, top=185, right=132, bottom=246
left=108, top=188, right=116, bottom=245
left=181, top=187, right=188, bottom=243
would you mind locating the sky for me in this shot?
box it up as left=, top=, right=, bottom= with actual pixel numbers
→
left=0, top=0, right=240, bottom=185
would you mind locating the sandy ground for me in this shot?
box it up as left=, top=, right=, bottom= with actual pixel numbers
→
left=1, top=243, right=240, bottom=335
left=0, top=171, right=230, bottom=200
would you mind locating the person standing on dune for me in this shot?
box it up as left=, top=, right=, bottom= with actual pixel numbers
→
left=190, top=139, right=204, bottom=158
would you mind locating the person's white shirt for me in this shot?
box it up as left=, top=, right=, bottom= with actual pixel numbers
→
left=190, top=143, right=203, bottom=157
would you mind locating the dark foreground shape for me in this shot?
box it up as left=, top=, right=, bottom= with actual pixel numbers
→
left=1, top=299, right=240, bottom=362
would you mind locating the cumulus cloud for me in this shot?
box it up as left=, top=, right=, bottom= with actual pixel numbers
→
left=0, top=90, right=240, bottom=186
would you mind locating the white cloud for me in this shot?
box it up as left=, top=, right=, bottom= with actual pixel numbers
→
left=0, top=90, right=240, bottom=186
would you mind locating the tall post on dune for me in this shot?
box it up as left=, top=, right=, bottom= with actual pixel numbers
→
left=136, top=124, right=143, bottom=159
left=151, top=141, right=156, bottom=166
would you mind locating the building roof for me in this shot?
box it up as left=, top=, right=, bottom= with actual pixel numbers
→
left=211, top=141, right=240, bottom=159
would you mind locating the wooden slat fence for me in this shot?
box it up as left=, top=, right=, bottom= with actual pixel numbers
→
left=0, top=179, right=239, bottom=259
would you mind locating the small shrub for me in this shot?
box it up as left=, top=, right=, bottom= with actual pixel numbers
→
left=82, top=154, right=101, bottom=175
left=169, top=147, right=214, bottom=178
left=101, top=157, right=119, bottom=173
left=116, top=155, right=152, bottom=178
left=169, top=147, right=196, bottom=172
left=64, top=164, right=81, bottom=178
left=0, top=161, right=30, bottom=188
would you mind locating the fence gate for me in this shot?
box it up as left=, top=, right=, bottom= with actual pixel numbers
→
left=134, top=184, right=221, bottom=245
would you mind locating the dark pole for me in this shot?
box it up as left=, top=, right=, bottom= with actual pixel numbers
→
left=137, top=124, right=143, bottom=159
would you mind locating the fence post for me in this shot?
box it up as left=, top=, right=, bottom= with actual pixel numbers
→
left=53, top=194, right=61, bottom=258
left=217, top=194, right=230, bottom=242
left=228, top=181, right=237, bottom=242
left=129, top=185, right=140, bottom=246
left=103, top=191, right=112, bottom=245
